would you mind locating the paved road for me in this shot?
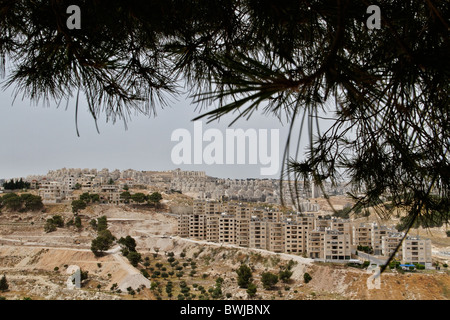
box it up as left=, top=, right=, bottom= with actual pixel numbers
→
left=357, top=251, right=389, bottom=266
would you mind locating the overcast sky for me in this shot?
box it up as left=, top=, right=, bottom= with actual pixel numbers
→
left=0, top=83, right=311, bottom=180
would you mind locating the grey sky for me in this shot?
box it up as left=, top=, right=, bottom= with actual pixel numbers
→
left=0, top=84, right=305, bottom=180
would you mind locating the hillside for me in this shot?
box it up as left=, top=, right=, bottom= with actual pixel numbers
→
left=0, top=202, right=448, bottom=300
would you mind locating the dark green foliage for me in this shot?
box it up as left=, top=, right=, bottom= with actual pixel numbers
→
left=71, top=200, right=86, bottom=214
left=118, top=235, right=137, bottom=254
left=131, top=193, right=147, bottom=204
left=20, top=194, right=43, bottom=211
left=74, top=216, right=82, bottom=229
left=279, top=269, right=293, bottom=284
left=91, top=229, right=115, bottom=256
left=44, top=215, right=64, bottom=233
left=126, top=251, right=142, bottom=267
left=120, top=191, right=131, bottom=203
left=303, top=273, right=312, bottom=284
left=0, top=275, right=9, bottom=292
left=148, top=192, right=163, bottom=207
left=357, top=245, right=373, bottom=254
left=236, top=264, right=253, bottom=288
left=246, top=282, right=257, bottom=298
left=261, top=272, right=278, bottom=290
left=2, top=179, right=30, bottom=190
left=96, top=216, right=108, bottom=232
left=1, top=193, right=43, bottom=212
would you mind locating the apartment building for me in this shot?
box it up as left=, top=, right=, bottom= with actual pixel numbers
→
left=176, top=200, right=432, bottom=266
left=284, top=219, right=304, bottom=254
left=307, top=228, right=325, bottom=259
left=353, top=223, right=373, bottom=248
left=381, top=232, right=404, bottom=259
left=39, top=181, right=71, bottom=203
left=177, top=214, right=190, bottom=238
left=267, top=221, right=284, bottom=253
left=206, top=214, right=220, bottom=242
left=402, top=237, right=432, bottom=268
left=371, top=224, right=394, bottom=255
left=219, top=214, right=236, bottom=244
left=249, top=217, right=268, bottom=250
left=189, top=214, right=206, bottom=240
left=324, top=229, right=352, bottom=261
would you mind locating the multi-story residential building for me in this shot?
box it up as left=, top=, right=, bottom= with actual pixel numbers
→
left=353, top=223, right=373, bottom=248
left=189, top=214, right=206, bottom=240
left=177, top=214, right=190, bottom=238
left=371, top=224, right=394, bottom=255
left=219, top=214, right=236, bottom=244
left=307, top=228, right=325, bottom=259
left=323, top=229, right=352, bottom=261
left=249, top=217, right=268, bottom=250
left=206, top=214, right=220, bottom=243
left=267, top=221, right=284, bottom=253
left=284, top=219, right=304, bottom=254
left=330, top=219, right=353, bottom=244
left=402, top=237, right=432, bottom=268
left=381, top=232, right=404, bottom=259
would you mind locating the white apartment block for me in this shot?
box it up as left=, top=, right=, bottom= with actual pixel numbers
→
left=249, top=217, right=268, bottom=250
left=381, top=232, right=404, bottom=259
left=353, top=223, right=373, bottom=248
left=402, top=237, right=432, bottom=268
left=324, top=229, right=352, bottom=261
left=176, top=201, right=432, bottom=266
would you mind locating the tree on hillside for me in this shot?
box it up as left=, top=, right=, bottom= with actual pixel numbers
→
left=236, top=264, right=253, bottom=289
left=20, top=194, right=43, bottom=211
left=0, top=275, right=8, bottom=292
left=148, top=192, right=163, bottom=208
left=261, top=272, right=278, bottom=290
left=1, top=1, right=448, bottom=272
left=96, top=216, right=108, bottom=232
left=120, top=191, right=131, bottom=204
left=118, top=235, right=137, bottom=255
left=131, top=193, right=147, bottom=204
left=91, top=229, right=115, bottom=257
left=2, top=193, right=23, bottom=211
left=71, top=200, right=86, bottom=214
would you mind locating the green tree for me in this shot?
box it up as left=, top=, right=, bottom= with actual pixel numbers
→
left=71, top=200, right=86, bottom=214
left=79, top=192, right=91, bottom=203
left=131, top=193, right=147, bottom=204
left=91, top=230, right=115, bottom=257
left=279, top=269, right=293, bottom=284
left=148, top=192, right=163, bottom=208
left=127, top=251, right=142, bottom=267
left=19, top=194, right=43, bottom=211
left=303, top=273, right=312, bottom=284
left=0, top=275, right=9, bottom=292
left=236, top=264, right=253, bottom=289
left=74, top=216, right=82, bottom=229
left=118, top=235, right=137, bottom=254
left=120, top=191, right=132, bottom=204
left=90, top=194, right=100, bottom=203
left=261, top=272, right=278, bottom=290
left=73, top=183, right=82, bottom=190
left=2, top=193, right=23, bottom=211
left=44, top=219, right=57, bottom=233
left=96, top=216, right=108, bottom=232
left=246, top=282, right=257, bottom=298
